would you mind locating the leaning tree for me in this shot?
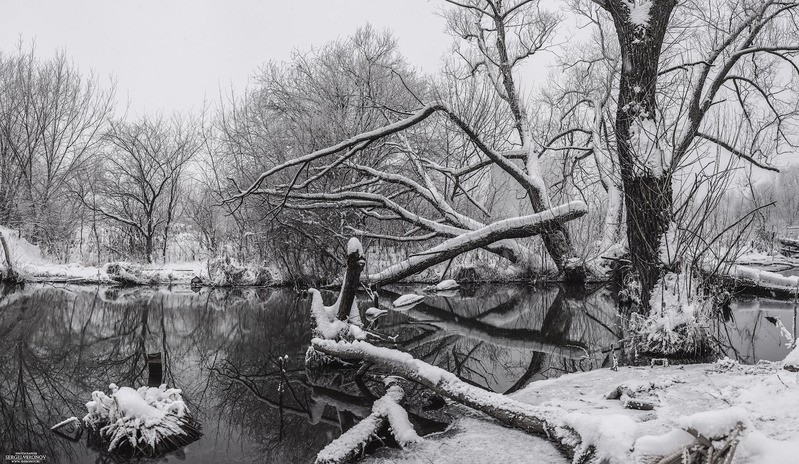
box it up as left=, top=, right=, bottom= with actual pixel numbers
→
left=224, top=2, right=589, bottom=284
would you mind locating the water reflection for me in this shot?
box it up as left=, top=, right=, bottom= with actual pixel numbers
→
left=0, top=282, right=786, bottom=463
left=714, top=297, right=797, bottom=363
left=379, top=284, right=623, bottom=393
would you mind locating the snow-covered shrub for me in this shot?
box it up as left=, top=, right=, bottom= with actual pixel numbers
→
left=206, top=255, right=274, bottom=286
left=105, top=262, right=149, bottom=285
left=629, top=271, right=712, bottom=357
left=82, top=383, right=200, bottom=456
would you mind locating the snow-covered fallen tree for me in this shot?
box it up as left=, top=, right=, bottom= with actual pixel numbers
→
left=310, top=338, right=597, bottom=462
left=704, top=262, right=799, bottom=299
left=315, top=378, right=420, bottom=464
left=368, top=201, right=587, bottom=285
left=205, top=255, right=274, bottom=286
left=81, top=383, right=201, bottom=457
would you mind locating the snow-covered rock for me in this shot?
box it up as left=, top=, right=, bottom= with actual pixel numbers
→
left=392, top=293, right=425, bottom=309
left=365, top=307, right=388, bottom=320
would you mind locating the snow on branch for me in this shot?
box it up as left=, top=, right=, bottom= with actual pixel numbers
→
left=695, top=132, right=779, bottom=172
left=705, top=262, right=799, bottom=299
left=315, top=378, right=420, bottom=464
left=225, top=102, right=548, bottom=212
left=368, top=201, right=587, bottom=285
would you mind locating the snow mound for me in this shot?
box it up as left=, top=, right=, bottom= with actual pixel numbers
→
left=785, top=346, right=799, bottom=371
left=677, top=406, right=749, bottom=439
left=308, top=288, right=366, bottom=341
left=0, top=225, right=47, bottom=266
left=561, top=413, right=637, bottom=463
left=347, top=237, right=364, bottom=255
left=82, top=383, right=200, bottom=455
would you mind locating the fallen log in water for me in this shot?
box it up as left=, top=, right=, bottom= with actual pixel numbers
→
left=311, top=338, right=596, bottom=463
left=704, top=262, right=799, bottom=299
left=316, top=378, right=420, bottom=464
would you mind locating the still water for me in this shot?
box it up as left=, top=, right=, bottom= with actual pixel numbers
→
left=0, top=283, right=792, bottom=463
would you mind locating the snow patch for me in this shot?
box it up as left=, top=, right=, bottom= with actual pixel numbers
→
left=347, top=237, right=363, bottom=256
left=634, top=429, right=695, bottom=459
left=308, top=289, right=366, bottom=340
left=628, top=118, right=668, bottom=176
left=677, top=406, right=749, bottom=439
left=624, top=1, right=652, bottom=29
left=562, top=413, right=638, bottom=463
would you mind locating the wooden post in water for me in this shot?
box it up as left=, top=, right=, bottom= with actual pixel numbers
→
left=148, top=352, right=163, bottom=387
left=336, top=238, right=365, bottom=321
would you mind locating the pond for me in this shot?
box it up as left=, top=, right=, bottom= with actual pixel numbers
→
left=0, top=282, right=793, bottom=463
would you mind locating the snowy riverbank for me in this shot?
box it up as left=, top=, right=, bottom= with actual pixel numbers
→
left=365, top=358, right=799, bottom=464
left=0, top=226, right=277, bottom=286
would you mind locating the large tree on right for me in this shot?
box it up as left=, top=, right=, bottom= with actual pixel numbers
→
left=591, top=0, right=799, bottom=307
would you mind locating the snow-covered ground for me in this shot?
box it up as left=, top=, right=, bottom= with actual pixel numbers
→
left=0, top=226, right=276, bottom=285
left=365, top=358, right=799, bottom=463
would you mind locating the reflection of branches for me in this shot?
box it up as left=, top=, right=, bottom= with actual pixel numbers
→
left=381, top=288, right=587, bottom=358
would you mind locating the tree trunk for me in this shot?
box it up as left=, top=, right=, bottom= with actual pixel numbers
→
left=0, top=230, right=16, bottom=280
left=337, top=243, right=365, bottom=321
left=624, top=176, right=672, bottom=305
left=145, top=234, right=154, bottom=264
left=605, top=0, right=678, bottom=308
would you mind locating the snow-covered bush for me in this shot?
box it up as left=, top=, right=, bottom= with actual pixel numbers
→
left=629, top=271, right=712, bottom=356
left=82, top=383, right=200, bottom=456
left=206, top=255, right=274, bottom=286
left=105, top=262, right=150, bottom=285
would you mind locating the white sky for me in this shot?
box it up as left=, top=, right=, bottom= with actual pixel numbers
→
left=0, top=0, right=456, bottom=115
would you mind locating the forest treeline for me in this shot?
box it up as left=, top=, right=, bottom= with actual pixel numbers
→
left=1, top=0, right=798, bottom=285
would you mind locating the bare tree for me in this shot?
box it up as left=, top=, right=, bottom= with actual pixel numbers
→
left=222, top=8, right=589, bottom=283
left=534, top=0, right=799, bottom=306
left=79, top=115, right=201, bottom=263
left=0, top=46, right=114, bottom=257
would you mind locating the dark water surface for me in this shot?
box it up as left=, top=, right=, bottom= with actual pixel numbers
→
left=0, top=283, right=790, bottom=463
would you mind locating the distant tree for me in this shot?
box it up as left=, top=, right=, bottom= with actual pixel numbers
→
left=79, top=115, right=200, bottom=263
left=0, top=46, right=114, bottom=257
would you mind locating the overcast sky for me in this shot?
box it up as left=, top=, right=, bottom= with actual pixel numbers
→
left=0, top=0, right=454, bottom=115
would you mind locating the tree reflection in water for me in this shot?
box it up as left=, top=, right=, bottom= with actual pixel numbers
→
left=379, top=284, right=623, bottom=394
